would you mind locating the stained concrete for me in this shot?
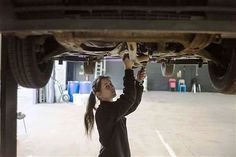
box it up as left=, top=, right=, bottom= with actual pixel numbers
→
left=17, top=88, right=236, bottom=157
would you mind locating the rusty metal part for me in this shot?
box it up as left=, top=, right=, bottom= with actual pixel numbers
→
left=54, top=32, right=114, bottom=57
left=107, top=42, right=125, bottom=56
left=182, top=34, right=217, bottom=53
left=126, top=42, right=149, bottom=66
left=137, top=55, right=150, bottom=62
left=54, top=31, right=193, bottom=44
left=54, top=32, right=217, bottom=53
left=54, top=32, right=219, bottom=64
left=53, top=31, right=194, bottom=57
left=127, top=42, right=137, bottom=61
left=54, top=32, right=84, bottom=52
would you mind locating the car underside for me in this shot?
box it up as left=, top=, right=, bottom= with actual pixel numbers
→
left=0, top=0, right=236, bottom=94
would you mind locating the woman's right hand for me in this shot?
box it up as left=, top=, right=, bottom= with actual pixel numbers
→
left=123, top=54, right=134, bottom=70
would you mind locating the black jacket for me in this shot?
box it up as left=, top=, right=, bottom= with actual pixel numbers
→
left=95, top=69, right=144, bottom=157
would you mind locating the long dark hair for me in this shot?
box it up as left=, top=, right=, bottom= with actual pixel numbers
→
left=84, top=76, right=110, bottom=136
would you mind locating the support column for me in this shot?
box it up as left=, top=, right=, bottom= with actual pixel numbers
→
left=0, top=35, right=17, bottom=157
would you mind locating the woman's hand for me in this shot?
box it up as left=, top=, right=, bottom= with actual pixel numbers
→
left=137, top=68, right=146, bottom=81
left=123, top=54, right=134, bottom=70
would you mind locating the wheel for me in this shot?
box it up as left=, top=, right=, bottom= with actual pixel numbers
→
left=206, top=40, right=236, bottom=94
left=84, top=62, right=96, bottom=75
left=7, top=36, right=55, bottom=88
left=161, top=63, right=175, bottom=77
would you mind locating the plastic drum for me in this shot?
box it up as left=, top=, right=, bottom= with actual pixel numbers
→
left=67, top=81, right=80, bottom=102
left=79, top=81, right=92, bottom=94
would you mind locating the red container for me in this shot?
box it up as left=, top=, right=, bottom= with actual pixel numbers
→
left=169, top=79, right=176, bottom=89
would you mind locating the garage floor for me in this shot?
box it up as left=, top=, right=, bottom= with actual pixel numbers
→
left=17, top=88, right=236, bottom=157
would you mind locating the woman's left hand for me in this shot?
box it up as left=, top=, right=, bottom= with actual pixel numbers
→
left=137, top=68, right=146, bottom=81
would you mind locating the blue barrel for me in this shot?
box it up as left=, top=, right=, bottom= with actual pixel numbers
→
left=67, top=81, right=80, bottom=102
left=79, top=81, right=92, bottom=94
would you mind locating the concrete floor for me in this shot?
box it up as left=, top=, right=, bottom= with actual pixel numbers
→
left=17, top=88, right=236, bottom=157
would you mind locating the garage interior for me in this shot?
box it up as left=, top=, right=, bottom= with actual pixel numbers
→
left=14, top=60, right=236, bottom=157
left=1, top=1, right=236, bottom=156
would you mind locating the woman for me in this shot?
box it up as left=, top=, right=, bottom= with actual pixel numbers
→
left=84, top=56, right=146, bottom=157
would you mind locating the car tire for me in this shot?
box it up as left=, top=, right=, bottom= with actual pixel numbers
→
left=7, top=36, right=54, bottom=88
left=161, top=63, right=175, bottom=77
left=207, top=40, right=236, bottom=94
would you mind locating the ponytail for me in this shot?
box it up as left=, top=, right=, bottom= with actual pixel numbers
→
left=84, top=75, right=110, bottom=137
left=84, top=91, right=96, bottom=136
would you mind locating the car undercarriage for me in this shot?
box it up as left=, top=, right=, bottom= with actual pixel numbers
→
left=0, top=0, right=236, bottom=93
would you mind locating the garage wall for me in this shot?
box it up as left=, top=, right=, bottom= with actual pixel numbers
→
left=103, top=61, right=216, bottom=92
left=70, top=61, right=216, bottom=92
left=66, top=62, right=95, bottom=84
left=146, top=63, right=216, bottom=92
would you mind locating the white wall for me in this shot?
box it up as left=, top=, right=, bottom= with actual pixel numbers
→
left=54, top=60, right=67, bottom=102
